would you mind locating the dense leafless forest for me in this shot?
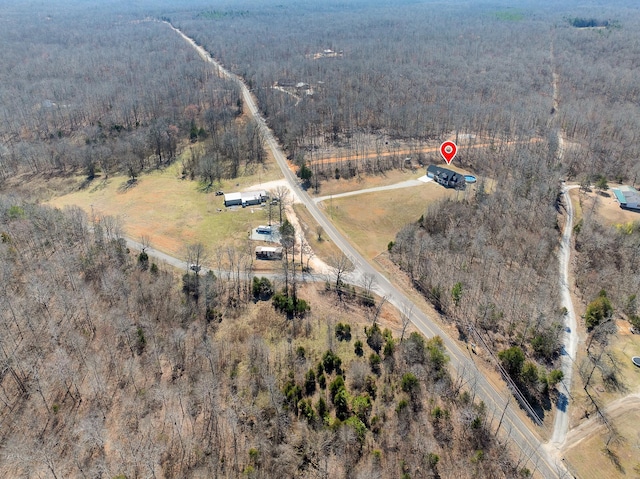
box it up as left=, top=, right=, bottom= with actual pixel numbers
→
left=2, top=0, right=640, bottom=477
left=0, top=199, right=525, bottom=477
left=0, top=1, right=266, bottom=188
left=390, top=141, right=569, bottom=411
left=168, top=1, right=640, bottom=183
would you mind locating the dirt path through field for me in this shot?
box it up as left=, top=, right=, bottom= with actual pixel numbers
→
left=560, top=390, right=640, bottom=452
left=306, top=137, right=541, bottom=168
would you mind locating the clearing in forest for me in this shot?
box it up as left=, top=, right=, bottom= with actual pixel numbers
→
left=48, top=161, right=281, bottom=259
left=321, top=179, right=477, bottom=260
left=563, top=397, right=640, bottom=479
left=572, top=186, right=640, bottom=227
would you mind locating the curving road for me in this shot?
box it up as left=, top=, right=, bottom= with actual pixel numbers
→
left=165, top=22, right=566, bottom=478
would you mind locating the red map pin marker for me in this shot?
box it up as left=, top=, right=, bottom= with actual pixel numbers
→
left=440, top=141, right=457, bottom=165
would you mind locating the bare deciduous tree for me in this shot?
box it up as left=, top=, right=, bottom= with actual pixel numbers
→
left=327, top=252, right=353, bottom=292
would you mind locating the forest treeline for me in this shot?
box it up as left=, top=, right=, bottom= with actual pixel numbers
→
left=573, top=204, right=640, bottom=321
left=0, top=198, right=529, bottom=478
left=390, top=141, right=566, bottom=409
left=3, top=1, right=640, bottom=186
left=168, top=1, right=640, bottom=184
left=172, top=3, right=550, bottom=168
left=0, top=7, right=265, bottom=186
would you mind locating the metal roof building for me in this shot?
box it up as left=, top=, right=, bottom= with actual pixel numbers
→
left=612, top=185, right=640, bottom=210
left=223, top=192, right=243, bottom=206
left=255, top=246, right=283, bottom=260
left=224, top=190, right=268, bottom=207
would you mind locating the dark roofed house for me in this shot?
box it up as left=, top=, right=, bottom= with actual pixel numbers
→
left=426, top=165, right=466, bottom=189
left=255, top=246, right=283, bottom=260
left=277, top=78, right=296, bottom=88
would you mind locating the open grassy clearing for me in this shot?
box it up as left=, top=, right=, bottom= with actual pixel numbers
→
left=564, top=407, right=640, bottom=479
left=309, top=162, right=477, bottom=198
left=565, top=321, right=640, bottom=477
left=571, top=322, right=640, bottom=417
left=322, top=181, right=476, bottom=259
left=308, top=168, right=425, bottom=197
left=292, top=203, right=344, bottom=264
left=575, top=186, right=640, bottom=227
left=48, top=154, right=283, bottom=260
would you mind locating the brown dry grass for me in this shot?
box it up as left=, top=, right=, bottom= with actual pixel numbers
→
left=564, top=322, right=640, bottom=477
left=47, top=158, right=282, bottom=259
left=323, top=181, right=476, bottom=259
left=292, top=203, right=344, bottom=263
left=570, top=323, right=640, bottom=417
left=310, top=168, right=424, bottom=197
left=310, top=163, right=477, bottom=198
left=576, top=186, right=640, bottom=227
left=564, top=407, right=640, bottom=479
left=232, top=283, right=407, bottom=371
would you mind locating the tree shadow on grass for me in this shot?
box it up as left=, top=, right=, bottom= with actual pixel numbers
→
left=78, top=174, right=105, bottom=191
left=197, top=181, right=215, bottom=193
left=602, top=446, right=625, bottom=473
left=89, top=177, right=109, bottom=193
left=117, top=178, right=138, bottom=193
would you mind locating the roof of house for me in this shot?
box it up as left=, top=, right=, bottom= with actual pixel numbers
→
left=224, top=192, right=242, bottom=202
left=255, top=246, right=283, bottom=253
left=277, top=78, right=296, bottom=87
left=225, top=190, right=268, bottom=203
left=613, top=186, right=640, bottom=206
left=613, top=189, right=627, bottom=204
left=427, top=165, right=464, bottom=180
left=241, top=190, right=267, bottom=201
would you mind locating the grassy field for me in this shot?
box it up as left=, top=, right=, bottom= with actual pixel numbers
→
left=48, top=156, right=283, bottom=259
left=571, top=322, right=640, bottom=410
left=292, top=203, right=344, bottom=264
left=565, top=321, right=640, bottom=478
left=309, top=163, right=476, bottom=198
left=46, top=143, right=483, bottom=266
left=565, top=408, right=640, bottom=479
left=573, top=186, right=640, bottom=227
left=322, top=181, right=474, bottom=259
left=309, top=168, right=425, bottom=197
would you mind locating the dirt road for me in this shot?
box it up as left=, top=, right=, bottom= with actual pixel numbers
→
left=560, top=390, right=640, bottom=452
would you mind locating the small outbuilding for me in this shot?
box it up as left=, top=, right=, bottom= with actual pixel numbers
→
left=277, top=78, right=296, bottom=88
left=426, top=165, right=466, bottom=189
left=255, top=246, right=283, bottom=260
left=241, top=190, right=268, bottom=207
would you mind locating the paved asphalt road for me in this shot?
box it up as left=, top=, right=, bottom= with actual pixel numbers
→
left=167, top=22, right=567, bottom=478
